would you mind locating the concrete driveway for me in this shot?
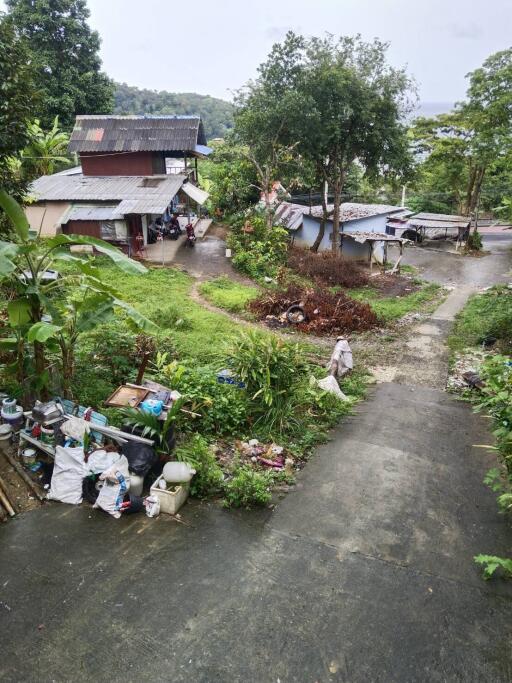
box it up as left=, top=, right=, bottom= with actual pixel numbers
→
left=1, top=238, right=512, bottom=682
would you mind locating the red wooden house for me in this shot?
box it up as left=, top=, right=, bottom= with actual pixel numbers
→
left=26, top=115, right=210, bottom=252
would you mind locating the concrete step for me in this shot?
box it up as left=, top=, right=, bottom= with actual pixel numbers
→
left=194, top=218, right=213, bottom=240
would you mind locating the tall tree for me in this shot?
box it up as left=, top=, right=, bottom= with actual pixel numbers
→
left=410, top=48, right=512, bottom=219
left=461, top=48, right=512, bottom=216
left=0, top=14, right=38, bottom=201
left=235, top=33, right=413, bottom=251
left=234, top=33, right=306, bottom=226
left=6, top=0, right=114, bottom=130
left=296, top=36, right=413, bottom=253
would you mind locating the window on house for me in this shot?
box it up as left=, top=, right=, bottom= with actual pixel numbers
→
left=100, top=221, right=116, bottom=239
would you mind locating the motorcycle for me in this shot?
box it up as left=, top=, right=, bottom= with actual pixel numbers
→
left=185, top=223, right=196, bottom=247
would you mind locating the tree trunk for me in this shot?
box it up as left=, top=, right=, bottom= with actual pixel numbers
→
left=470, top=167, right=486, bottom=215
left=464, top=166, right=476, bottom=215
left=61, top=344, right=74, bottom=400
left=311, top=183, right=329, bottom=252
left=30, top=299, right=48, bottom=400
left=331, top=178, right=342, bottom=256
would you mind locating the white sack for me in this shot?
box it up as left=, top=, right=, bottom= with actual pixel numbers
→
left=317, top=376, right=349, bottom=401
left=86, top=449, right=122, bottom=475
left=48, top=446, right=87, bottom=505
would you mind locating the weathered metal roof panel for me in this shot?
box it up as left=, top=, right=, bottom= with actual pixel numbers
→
left=30, top=173, right=186, bottom=202
left=68, top=115, right=207, bottom=153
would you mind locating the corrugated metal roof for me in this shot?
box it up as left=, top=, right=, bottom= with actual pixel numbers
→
left=274, top=202, right=306, bottom=231
left=346, top=231, right=411, bottom=243
left=181, top=182, right=209, bottom=205
left=115, top=198, right=170, bottom=215
left=411, top=212, right=469, bottom=222
left=68, top=115, right=207, bottom=153
left=65, top=205, right=124, bottom=221
left=408, top=217, right=470, bottom=229
left=276, top=201, right=403, bottom=225
left=30, top=173, right=186, bottom=202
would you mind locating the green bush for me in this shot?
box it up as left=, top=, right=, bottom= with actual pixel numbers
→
left=223, top=466, right=273, bottom=508
left=228, top=331, right=305, bottom=433
left=154, top=359, right=250, bottom=436
left=176, top=434, right=224, bottom=498
left=79, top=324, right=138, bottom=386
left=450, top=286, right=512, bottom=353
left=477, top=356, right=512, bottom=470
left=467, top=230, right=483, bottom=251
left=228, top=213, right=289, bottom=280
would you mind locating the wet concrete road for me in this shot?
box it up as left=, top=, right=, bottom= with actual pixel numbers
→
left=392, top=234, right=512, bottom=287
left=1, top=238, right=512, bottom=682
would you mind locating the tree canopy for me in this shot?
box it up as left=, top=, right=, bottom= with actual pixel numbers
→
left=0, top=14, right=38, bottom=199
left=234, top=32, right=414, bottom=250
left=114, top=83, right=234, bottom=140
left=409, top=47, right=512, bottom=217
left=5, top=0, right=114, bottom=130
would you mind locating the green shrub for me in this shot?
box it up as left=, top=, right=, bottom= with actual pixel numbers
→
left=449, top=286, right=512, bottom=353
left=176, top=434, right=224, bottom=498
left=476, top=355, right=512, bottom=470
left=154, top=359, right=250, bottom=436
left=79, top=324, right=138, bottom=386
left=228, top=213, right=289, bottom=280
left=467, top=231, right=483, bottom=251
left=223, top=466, right=273, bottom=508
left=474, top=554, right=512, bottom=580
left=228, top=331, right=305, bottom=433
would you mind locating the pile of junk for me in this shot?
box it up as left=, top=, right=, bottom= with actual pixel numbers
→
left=0, top=385, right=196, bottom=522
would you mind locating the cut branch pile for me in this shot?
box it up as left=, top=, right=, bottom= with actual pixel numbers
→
left=287, top=247, right=370, bottom=288
left=249, top=285, right=379, bottom=336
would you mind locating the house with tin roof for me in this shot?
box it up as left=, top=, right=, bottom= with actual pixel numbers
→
left=25, top=115, right=211, bottom=254
left=275, top=201, right=406, bottom=261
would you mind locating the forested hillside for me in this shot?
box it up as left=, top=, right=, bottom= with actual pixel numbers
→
left=114, top=83, right=234, bottom=140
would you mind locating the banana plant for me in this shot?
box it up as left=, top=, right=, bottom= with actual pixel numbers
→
left=0, top=190, right=157, bottom=400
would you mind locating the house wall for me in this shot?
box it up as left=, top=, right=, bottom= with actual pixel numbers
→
left=80, top=151, right=155, bottom=176
left=64, top=220, right=101, bottom=238
left=293, top=213, right=389, bottom=259
left=25, top=201, right=70, bottom=236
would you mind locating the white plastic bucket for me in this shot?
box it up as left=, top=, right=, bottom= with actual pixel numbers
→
left=0, top=424, right=12, bottom=452
left=2, top=398, right=16, bottom=415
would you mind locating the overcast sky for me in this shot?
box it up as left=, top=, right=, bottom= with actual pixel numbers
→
left=4, top=0, right=512, bottom=104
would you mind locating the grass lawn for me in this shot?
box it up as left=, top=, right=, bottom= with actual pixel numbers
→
left=448, top=285, right=512, bottom=353
left=344, top=282, right=442, bottom=322
left=94, top=261, right=246, bottom=364
left=199, top=276, right=259, bottom=313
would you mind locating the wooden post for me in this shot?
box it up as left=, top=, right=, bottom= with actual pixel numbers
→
left=2, top=450, right=45, bottom=502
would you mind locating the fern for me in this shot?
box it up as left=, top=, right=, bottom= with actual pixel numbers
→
left=474, top=554, right=512, bottom=580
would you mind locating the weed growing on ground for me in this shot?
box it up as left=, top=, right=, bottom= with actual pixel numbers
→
left=199, top=276, right=259, bottom=313
left=223, top=466, right=273, bottom=508
left=449, top=286, right=512, bottom=354
left=350, top=282, right=442, bottom=321
left=176, top=434, right=224, bottom=498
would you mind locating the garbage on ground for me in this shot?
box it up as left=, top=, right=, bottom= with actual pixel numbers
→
left=144, top=495, right=160, bottom=518
left=48, top=446, right=87, bottom=505
left=447, top=350, right=489, bottom=392
left=93, top=457, right=130, bottom=519
left=0, top=382, right=193, bottom=522
left=217, top=369, right=245, bottom=388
